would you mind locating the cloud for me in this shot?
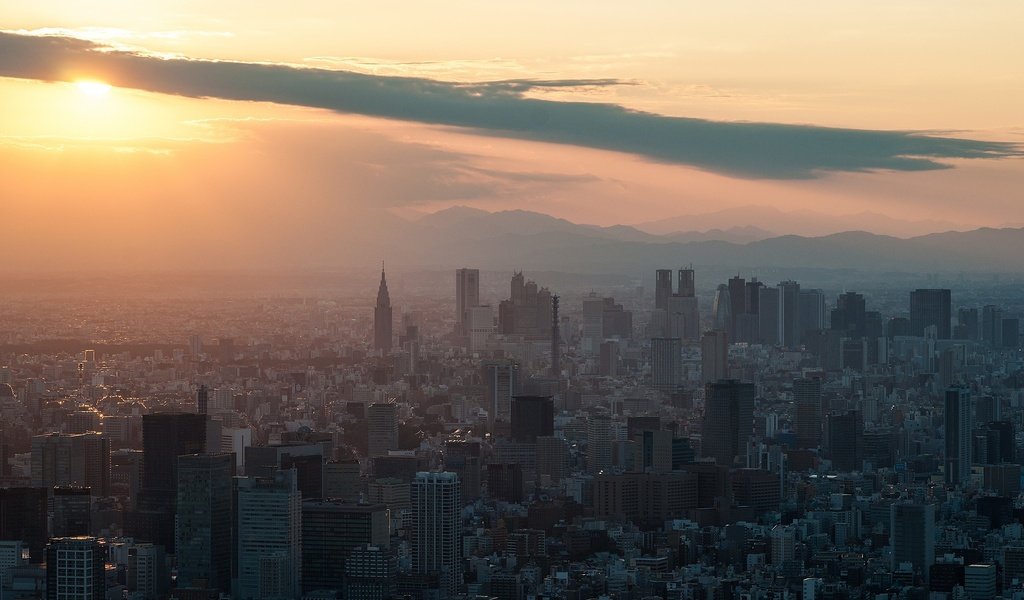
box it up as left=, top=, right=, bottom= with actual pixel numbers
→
left=0, top=30, right=1018, bottom=178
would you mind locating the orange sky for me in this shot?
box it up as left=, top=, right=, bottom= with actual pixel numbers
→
left=0, top=2, right=1022, bottom=271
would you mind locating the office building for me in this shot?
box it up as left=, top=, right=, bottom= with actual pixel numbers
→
left=374, top=265, right=393, bottom=353
left=367, top=403, right=399, bottom=459
left=794, top=377, right=823, bottom=449
left=945, top=387, right=973, bottom=486
left=798, top=288, right=825, bottom=340
left=455, top=268, right=480, bottom=337
left=778, top=280, right=801, bottom=348
left=654, top=269, right=673, bottom=311
left=301, top=500, right=390, bottom=593
left=483, top=360, right=518, bottom=426
left=175, top=453, right=234, bottom=593
left=126, top=543, right=168, bottom=600
left=410, top=472, right=461, bottom=598
left=0, top=488, right=48, bottom=561
left=45, top=537, right=105, bottom=600
left=510, top=395, right=554, bottom=443
left=910, top=289, right=952, bottom=339
left=758, top=287, right=781, bottom=345
left=344, top=544, right=398, bottom=600
left=244, top=442, right=325, bottom=499
left=891, top=502, right=936, bottom=582
left=703, top=380, right=755, bottom=466
left=965, top=564, right=997, bottom=600
left=651, top=337, right=683, bottom=390
left=701, top=329, right=729, bottom=384
left=52, top=487, right=91, bottom=538
left=587, top=414, right=614, bottom=475
left=30, top=432, right=110, bottom=497
left=236, top=470, right=303, bottom=600
left=827, top=410, right=863, bottom=472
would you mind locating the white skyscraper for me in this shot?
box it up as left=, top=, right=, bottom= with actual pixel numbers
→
left=236, top=470, right=302, bottom=600
left=410, top=472, right=461, bottom=598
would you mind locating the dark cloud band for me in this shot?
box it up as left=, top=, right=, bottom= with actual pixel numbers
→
left=0, top=30, right=1017, bottom=178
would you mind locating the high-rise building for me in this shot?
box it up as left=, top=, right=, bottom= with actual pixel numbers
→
left=701, top=329, right=729, bottom=384
left=910, top=289, right=952, bottom=339
left=798, top=288, right=825, bottom=340
left=712, top=285, right=732, bottom=332
left=651, top=337, right=683, bottom=390
left=245, top=443, right=325, bottom=499
left=236, top=470, right=303, bottom=600
left=770, top=525, right=796, bottom=566
left=175, top=453, right=234, bottom=593
left=301, top=500, right=390, bottom=593
left=443, top=441, right=482, bottom=502
left=945, top=387, right=974, bottom=486
left=778, top=280, right=802, bottom=348
left=45, top=537, right=105, bottom=600
left=126, top=543, right=168, bottom=600
left=702, top=380, right=755, bottom=466
left=52, top=487, right=91, bottom=538
left=510, top=396, right=554, bottom=443
left=827, top=410, right=863, bottom=472
left=483, top=360, right=518, bottom=426
left=965, top=564, right=997, bottom=600
left=758, top=287, right=781, bottom=345
left=587, top=414, right=614, bottom=475
left=891, top=502, right=936, bottom=582
left=832, top=292, right=867, bottom=338
left=455, top=268, right=480, bottom=338
left=367, top=403, right=399, bottom=459
left=654, top=269, right=673, bottom=311
left=793, top=378, right=823, bottom=449
left=678, top=267, right=695, bottom=297
left=410, top=472, right=461, bottom=598
left=957, top=307, right=980, bottom=340
left=30, top=432, right=110, bottom=496
left=728, top=275, right=748, bottom=338
left=374, top=265, right=393, bottom=353
left=0, top=487, right=48, bottom=561
left=344, top=544, right=398, bottom=600
left=487, top=463, right=524, bottom=503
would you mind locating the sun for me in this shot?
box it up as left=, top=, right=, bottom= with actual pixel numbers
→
left=75, top=80, right=112, bottom=97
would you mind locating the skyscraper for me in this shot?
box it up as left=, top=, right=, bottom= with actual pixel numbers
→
left=455, top=268, right=480, bottom=338
left=175, top=453, right=234, bottom=593
left=236, top=470, right=303, bottom=600
left=793, top=378, right=823, bottom=449
left=758, top=287, right=781, bottom=345
left=30, top=432, right=110, bottom=497
left=678, top=267, right=696, bottom=297
left=701, top=329, right=729, bottom=384
left=510, top=396, right=554, bottom=443
left=654, top=269, right=673, bottom=311
left=827, top=410, right=863, bottom=472
left=301, top=500, right=390, bottom=593
left=483, top=360, right=518, bottom=426
left=910, top=289, right=952, bottom=339
left=891, top=502, right=936, bottom=582
left=367, top=403, right=399, bottom=459
left=45, top=537, right=105, bottom=600
left=587, top=414, right=614, bottom=475
left=778, top=280, right=801, bottom=348
left=374, top=265, right=393, bottom=353
left=945, top=387, right=974, bottom=486
left=651, top=337, right=683, bottom=390
left=702, top=380, right=755, bottom=466
left=410, top=472, right=461, bottom=598
left=344, top=544, right=398, bottom=600
left=798, top=288, right=825, bottom=340
left=0, top=487, right=48, bottom=561
left=832, top=292, right=867, bottom=338
left=728, top=275, right=747, bottom=338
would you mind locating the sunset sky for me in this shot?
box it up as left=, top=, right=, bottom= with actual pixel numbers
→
left=1, top=2, right=1022, bottom=270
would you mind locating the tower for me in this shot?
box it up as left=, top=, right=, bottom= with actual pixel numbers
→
left=510, top=396, right=554, bottom=443
left=702, top=380, right=755, bottom=466
left=374, top=264, right=393, bottom=353
left=301, top=500, right=390, bottom=593
left=794, top=378, right=823, bottom=449
left=410, top=472, right=461, bottom=598
left=236, top=471, right=303, bottom=600
left=778, top=280, right=801, bottom=349
left=910, top=289, right=952, bottom=339
left=367, top=403, right=399, bottom=459
left=945, top=387, right=974, bottom=486
left=455, top=268, right=480, bottom=338
left=197, top=384, right=209, bottom=415
left=175, top=453, right=234, bottom=593
left=701, top=329, right=729, bottom=384
left=550, top=295, right=561, bottom=378
left=654, top=269, right=673, bottom=311
left=891, top=502, right=936, bottom=582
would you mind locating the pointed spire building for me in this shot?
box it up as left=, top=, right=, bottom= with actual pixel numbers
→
left=374, top=264, right=393, bottom=353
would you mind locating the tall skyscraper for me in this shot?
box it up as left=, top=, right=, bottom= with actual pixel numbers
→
left=827, top=410, right=863, bottom=472
left=798, top=288, right=825, bottom=340
left=891, top=502, right=936, bottom=582
left=910, top=289, right=952, bottom=339
left=367, top=403, right=399, bottom=459
left=703, top=380, right=755, bottom=466
left=945, top=387, right=974, bottom=486
left=982, top=305, right=1003, bottom=346
left=0, top=487, right=48, bottom=561
left=832, top=292, right=867, bottom=338
left=30, top=432, right=110, bottom=497
left=236, top=470, right=303, bottom=600
left=678, top=267, right=696, bottom=297
left=483, top=360, right=518, bottom=426
left=344, top=544, right=398, bottom=600
left=701, top=329, right=729, bottom=384
left=410, top=472, right=461, bottom=598
left=510, top=396, right=554, bottom=443
left=301, top=500, right=390, bottom=593
left=45, top=537, right=105, bottom=600
left=758, top=287, right=781, bottom=345
left=778, top=280, right=801, bottom=349
left=728, top=275, right=747, bottom=338
left=175, top=453, right=234, bottom=593
left=712, top=285, right=732, bottom=332
left=587, top=414, right=614, bottom=475
left=654, top=269, right=673, bottom=311
left=793, top=378, right=823, bottom=449
left=651, top=337, right=683, bottom=390
left=374, top=265, right=393, bottom=353
left=455, top=268, right=480, bottom=338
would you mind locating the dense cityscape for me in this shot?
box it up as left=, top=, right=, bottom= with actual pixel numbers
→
left=2, top=265, right=1024, bottom=600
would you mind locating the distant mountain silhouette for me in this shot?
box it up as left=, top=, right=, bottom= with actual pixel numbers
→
left=633, top=205, right=964, bottom=238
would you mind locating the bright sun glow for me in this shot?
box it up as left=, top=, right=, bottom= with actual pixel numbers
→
left=75, top=80, right=112, bottom=97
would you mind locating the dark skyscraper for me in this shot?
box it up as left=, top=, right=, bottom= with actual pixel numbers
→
left=510, top=396, right=554, bottom=443
left=703, top=380, right=755, bottom=466
left=0, top=487, right=48, bottom=561
left=778, top=280, right=801, bottom=348
left=655, top=269, right=673, bottom=311
left=828, top=410, right=863, bottom=472
left=758, top=287, right=780, bottom=346
left=455, top=267, right=480, bottom=337
left=175, top=453, right=234, bottom=593
left=794, top=378, right=823, bottom=449
left=678, top=267, right=695, bottom=298
left=728, top=275, right=747, bottom=337
left=832, top=292, right=867, bottom=338
left=945, top=387, right=973, bottom=486
left=910, top=288, right=952, bottom=339
left=197, top=384, right=209, bottom=415
left=301, top=500, right=390, bottom=593
left=374, top=264, right=393, bottom=353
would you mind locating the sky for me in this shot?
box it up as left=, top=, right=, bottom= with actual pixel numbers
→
left=1, top=2, right=1022, bottom=270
